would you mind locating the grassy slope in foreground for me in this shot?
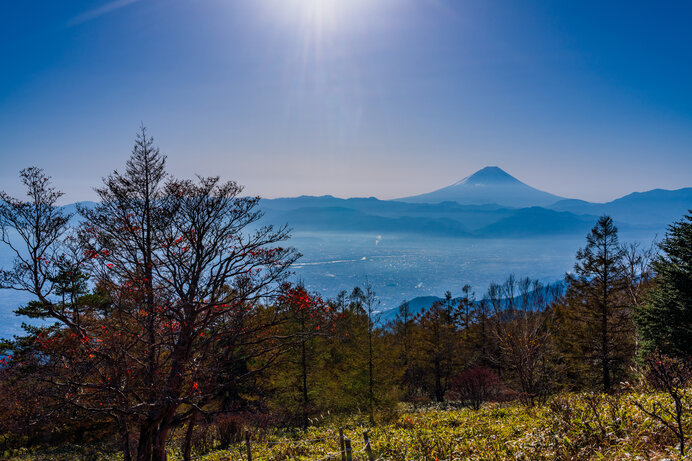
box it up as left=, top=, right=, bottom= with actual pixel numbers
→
left=7, top=391, right=689, bottom=460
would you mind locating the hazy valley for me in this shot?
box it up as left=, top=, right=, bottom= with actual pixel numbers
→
left=1, top=167, right=686, bottom=336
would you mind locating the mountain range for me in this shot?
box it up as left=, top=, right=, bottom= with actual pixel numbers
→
left=260, top=167, right=691, bottom=238
left=54, top=166, right=691, bottom=239
left=1, top=166, right=690, bottom=337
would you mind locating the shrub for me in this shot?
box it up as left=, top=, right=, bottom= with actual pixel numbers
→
left=636, top=353, right=692, bottom=456
left=447, top=366, right=504, bottom=410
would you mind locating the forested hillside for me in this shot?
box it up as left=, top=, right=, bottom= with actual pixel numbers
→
left=1, top=136, right=691, bottom=460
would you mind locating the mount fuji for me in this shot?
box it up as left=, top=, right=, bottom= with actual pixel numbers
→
left=398, top=166, right=565, bottom=208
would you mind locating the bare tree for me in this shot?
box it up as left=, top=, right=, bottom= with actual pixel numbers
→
left=0, top=167, right=72, bottom=325
left=361, top=279, right=381, bottom=425
left=635, top=353, right=691, bottom=456
left=622, top=241, right=656, bottom=307
left=487, top=275, right=559, bottom=405
left=448, top=366, right=503, bottom=410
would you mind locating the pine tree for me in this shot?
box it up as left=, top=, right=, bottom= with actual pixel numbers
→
left=417, top=298, right=456, bottom=401
left=391, top=300, right=415, bottom=398
left=558, top=216, right=634, bottom=391
left=636, top=211, right=692, bottom=359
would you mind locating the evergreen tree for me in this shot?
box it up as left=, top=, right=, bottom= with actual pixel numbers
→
left=391, top=300, right=415, bottom=398
left=636, top=211, right=692, bottom=358
left=416, top=298, right=457, bottom=401
left=458, top=284, right=474, bottom=341
left=267, top=283, right=331, bottom=429
left=557, top=216, right=634, bottom=391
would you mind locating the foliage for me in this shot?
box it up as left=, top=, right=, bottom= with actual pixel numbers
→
left=263, top=283, right=332, bottom=429
left=412, top=293, right=458, bottom=402
left=6, top=390, right=692, bottom=460
left=1, top=134, right=689, bottom=460
left=635, top=353, right=692, bottom=455
left=0, top=128, right=299, bottom=461
left=555, top=216, right=635, bottom=391
left=486, top=275, right=559, bottom=404
left=447, top=366, right=505, bottom=410
left=636, top=211, right=692, bottom=359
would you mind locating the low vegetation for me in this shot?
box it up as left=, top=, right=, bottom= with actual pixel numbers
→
left=5, top=389, right=691, bottom=460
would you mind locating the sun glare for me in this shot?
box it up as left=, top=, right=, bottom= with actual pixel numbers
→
left=266, top=0, right=375, bottom=35
left=300, top=0, right=340, bottom=37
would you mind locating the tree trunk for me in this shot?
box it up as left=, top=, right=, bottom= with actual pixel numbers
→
left=152, top=425, right=169, bottom=461
left=118, top=417, right=132, bottom=461
left=434, top=358, right=443, bottom=402
left=136, top=422, right=154, bottom=461
left=368, top=318, right=374, bottom=425
left=602, top=306, right=610, bottom=391
left=301, top=338, right=309, bottom=430
left=183, top=411, right=197, bottom=461
left=602, top=270, right=611, bottom=392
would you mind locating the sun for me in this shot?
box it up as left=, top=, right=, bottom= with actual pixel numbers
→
left=297, top=0, right=347, bottom=34
left=266, top=0, right=373, bottom=35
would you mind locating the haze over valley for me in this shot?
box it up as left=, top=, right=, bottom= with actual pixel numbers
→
left=1, top=166, right=686, bottom=335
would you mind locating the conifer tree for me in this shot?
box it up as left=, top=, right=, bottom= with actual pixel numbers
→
left=557, top=216, right=634, bottom=391
left=391, top=300, right=415, bottom=397
left=417, top=297, right=457, bottom=401
left=636, top=211, right=692, bottom=358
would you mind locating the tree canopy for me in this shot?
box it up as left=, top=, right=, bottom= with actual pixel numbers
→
left=636, top=211, right=692, bottom=359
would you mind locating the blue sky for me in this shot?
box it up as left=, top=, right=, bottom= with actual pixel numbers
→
left=1, top=0, right=691, bottom=203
